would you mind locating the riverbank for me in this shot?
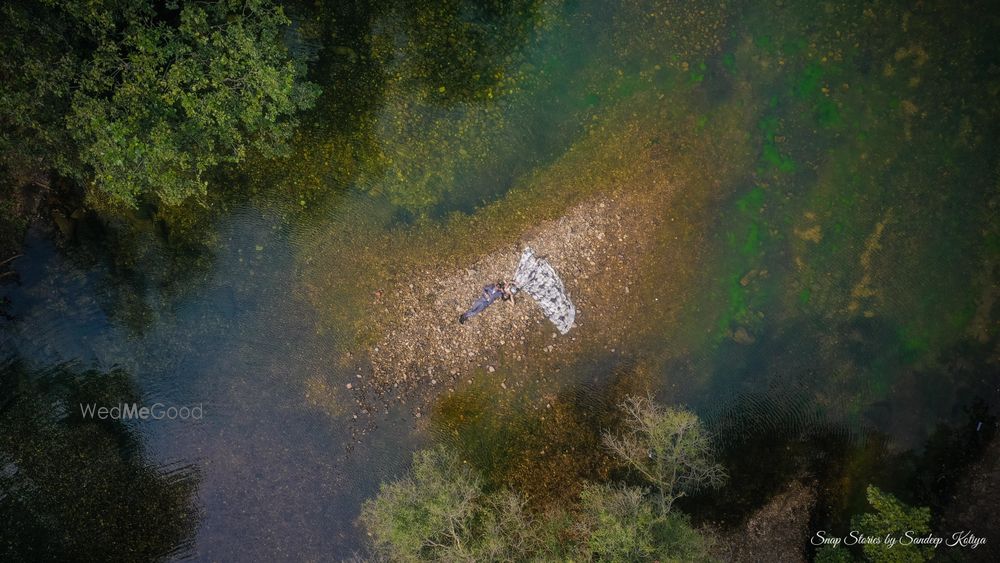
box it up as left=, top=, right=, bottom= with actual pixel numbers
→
left=300, top=81, right=759, bottom=422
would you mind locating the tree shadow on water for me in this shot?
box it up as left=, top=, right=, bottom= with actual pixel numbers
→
left=0, top=360, right=199, bottom=562
left=686, top=317, right=999, bottom=535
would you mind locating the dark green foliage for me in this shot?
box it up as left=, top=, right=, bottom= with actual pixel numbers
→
left=0, top=0, right=319, bottom=208
left=0, top=187, right=28, bottom=258
left=851, top=486, right=933, bottom=563
left=815, top=545, right=854, bottom=563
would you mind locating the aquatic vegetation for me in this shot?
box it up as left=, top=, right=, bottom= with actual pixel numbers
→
left=374, top=0, right=546, bottom=105
left=654, top=0, right=1000, bottom=436
left=356, top=0, right=611, bottom=214
left=431, top=374, right=622, bottom=507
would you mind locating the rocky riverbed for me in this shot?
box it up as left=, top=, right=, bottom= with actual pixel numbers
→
left=352, top=183, right=669, bottom=404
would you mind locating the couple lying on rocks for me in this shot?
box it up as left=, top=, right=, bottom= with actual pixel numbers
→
left=459, top=247, right=576, bottom=334
left=458, top=280, right=515, bottom=324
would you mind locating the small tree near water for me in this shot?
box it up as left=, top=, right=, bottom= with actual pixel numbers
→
left=603, top=396, right=727, bottom=515
left=359, top=446, right=535, bottom=561
left=852, top=485, right=933, bottom=563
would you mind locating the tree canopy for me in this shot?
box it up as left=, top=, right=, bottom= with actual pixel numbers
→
left=603, top=395, right=727, bottom=515
left=360, top=446, right=537, bottom=562
left=0, top=0, right=318, bottom=208
left=359, top=399, right=721, bottom=562
left=852, top=485, right=933, bottom=563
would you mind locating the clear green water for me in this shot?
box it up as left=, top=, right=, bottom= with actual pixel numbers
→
left=2, top=0, right=998, bottom=559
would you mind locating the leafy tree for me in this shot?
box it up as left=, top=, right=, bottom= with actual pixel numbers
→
left=360, top=446, right=480, bottom=560
left=466, top=490, right=538, bottom=561
left=576, top=484, right=658, bottom=561
left=360, top=446, right=536, bottom=561
left=814, top=545, right=855, bottom=563
left=574, top=484, right=715, bottom=563
left=851, top=485, right=933, bottom=563
left=360, top=398, right=723, bottom=561
left=603, top=396, right=727, bottom=515
left=0, top=0, right=318, bottom=208
left=655, top=509, right=716, bottom=563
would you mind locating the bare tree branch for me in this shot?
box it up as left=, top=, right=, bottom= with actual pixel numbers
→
left=602, top=394, right=727, bottom=516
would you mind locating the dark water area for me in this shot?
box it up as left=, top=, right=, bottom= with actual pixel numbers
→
left=2, top=204, right=425, bottom=559
left=3, top=0, right=1000, bottom=560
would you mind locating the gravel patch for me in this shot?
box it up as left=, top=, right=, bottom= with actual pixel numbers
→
left=359, top=186, right=664, bottom=397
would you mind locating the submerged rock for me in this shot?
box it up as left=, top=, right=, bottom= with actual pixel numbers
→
left=732, top=326, right=755, bottom=344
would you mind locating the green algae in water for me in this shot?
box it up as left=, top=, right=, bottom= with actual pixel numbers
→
left=758, top=116, right=796, bottom=173
left=722, top=52, right=736, bottom=71
left=669, top=0, right=1000, bottom=438
left=736, top=185, right=766, bottom=213
left=814, top=98, right=842, bottom=128
left=793, top=62, right=825, bottom=99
